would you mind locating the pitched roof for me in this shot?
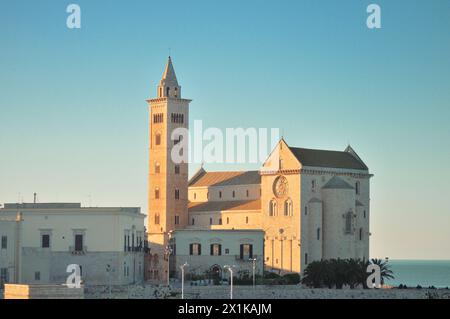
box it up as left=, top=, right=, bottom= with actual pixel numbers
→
left=289, top=146, right=368, bottom=170
left=188, top=200, right=261, bottom=212
left=189, top=170, right=260, bottom=187
left=160, top=56, right=179, bottom=87
left=322, top=176, right=354, bottom=190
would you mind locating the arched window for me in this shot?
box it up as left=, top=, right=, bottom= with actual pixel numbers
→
left=155, top=188, right=160, bottom=199
left=284, top=198, right=293, bottom=216
left=345, top=211, right=353, bottom=234
left=355, top=181, right=360, bottom=195
left=311, top=180, right=316, bottom=191
left=166, top=87, right=170, bottom=96
left=269, top=199, right=277, bottom=217
left=317, top=227, right=321, bottom=240
left=155, top=133, right=161, bottom=146
left=155, top=162, right=160, bottom=174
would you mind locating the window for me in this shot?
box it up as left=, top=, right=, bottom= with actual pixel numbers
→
left=41, top=234, right=50, bottom=248
left=240, top=244, right=253, bottom=260
left=232, top=190, right=235, bottom=198
left=246, top=216, right=249, bottom=224
left=153, top=113, right=164, bottom=123
left=210, top=244, right=222, bottom=256
left=173, top=135, right=181, bottom=145
left=209, top=217, right=213, bottom=225
left=355, top=181, right=360, bottom=195
left=124, top=234, right=127, bottom=251
left=345, top=211, right=353, bottom=234
left=305, top=206, right=308, bottom=216
left=1, top=236, right=7, bottom=249
left=0, top=268, right=8, bottom=283
left=219, top=218, right=222, bottom=225
left=175, top=165, right=180, bottom=175
left=171, top=113, right=184, bottom=124
left=175, top=189, right=180, bottom=200
left=225, top=249, right=230, bottom=254
left=35, top=271, right=41, bottom=281
left=155, top=162, right=160, bottom=174
left=155, top=133, right=161, bottom=145
left=246, top=190, right=249, bottom=197
left=269, top=200, right=277, bottom=217
left=304, top=253, right=308, bottom=265
left=284, top=198, right=293, bottom=216
left=191, top=218, right=195, bottom=225
left=359, top=228, right=363, bottom=241
left=312, top=180, right=316, bottom=191
left=364, top=210, right=366, bottom=219
left=175, top=215, right=180, bottom=225
left=75, top=234, right=83, bottom=252
left=190, top=243, right=201, bottom=256
left=155, top=188, right=160, bottom=199
left=227, top=217, right=230, bottom=224
left=193, top=193, right=197, bottom=200
left=317, top=228, right=321, bottom=240
left=155, top=213, right=160, bottom=225
left=166, top=87, right=170, bottom=96
left=219, top=191, right=222, bottom=198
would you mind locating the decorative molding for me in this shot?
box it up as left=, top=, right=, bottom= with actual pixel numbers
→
left=260, top=168, right=373, bottom=179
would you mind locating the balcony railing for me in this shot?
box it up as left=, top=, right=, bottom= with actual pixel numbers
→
left=235, top=255, right=258, bottom=261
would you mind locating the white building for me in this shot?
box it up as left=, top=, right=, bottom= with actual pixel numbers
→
left=0, top=203, right=145, bottom=286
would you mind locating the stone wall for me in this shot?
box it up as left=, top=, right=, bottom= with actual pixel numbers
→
left=4, top=284, right=84, bottom=299
left=82, top=284, right=450, bottom=299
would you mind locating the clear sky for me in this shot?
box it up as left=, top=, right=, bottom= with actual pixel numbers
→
left=1, top=0, right=449, bottom=260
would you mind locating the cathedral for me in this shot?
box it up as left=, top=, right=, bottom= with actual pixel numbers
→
left=146, top=58, right=372, bottom=282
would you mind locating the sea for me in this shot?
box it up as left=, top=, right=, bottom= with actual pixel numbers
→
left=385, top=260, right=450, bottom=288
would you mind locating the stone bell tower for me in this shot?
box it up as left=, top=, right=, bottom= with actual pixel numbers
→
left=146, top=57, right=191, bottom=282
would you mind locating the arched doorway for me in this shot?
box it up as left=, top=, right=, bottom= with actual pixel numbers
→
left=209, top=264, right=222, bottom=283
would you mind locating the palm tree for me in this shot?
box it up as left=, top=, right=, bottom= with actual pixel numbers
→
left=370, top=258, right=395, bottom=285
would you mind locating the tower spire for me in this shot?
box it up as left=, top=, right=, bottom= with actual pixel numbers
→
left=157, top=56, right=181, bottom=98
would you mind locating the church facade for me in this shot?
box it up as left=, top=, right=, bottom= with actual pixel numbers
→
left=146, top=58, right=372, bottom=281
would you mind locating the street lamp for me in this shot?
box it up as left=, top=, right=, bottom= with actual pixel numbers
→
left=224, top=265, right=235, bottom=299
left=180, top=262, right=189, bottom=299
left=249, top=258, right=257, bottom=289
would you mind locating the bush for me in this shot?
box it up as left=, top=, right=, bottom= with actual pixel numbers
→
left=302, top=258, right=395, bottom=289
left=282, top=273, right=301, bottom=285
left=264, top=271, right=280, bottom=279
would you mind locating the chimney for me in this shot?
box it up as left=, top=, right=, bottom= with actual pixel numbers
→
left=34, top=193, right=37, bottom=204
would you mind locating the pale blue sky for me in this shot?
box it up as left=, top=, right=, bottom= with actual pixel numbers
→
left=1, top=0, right=449, bottom=259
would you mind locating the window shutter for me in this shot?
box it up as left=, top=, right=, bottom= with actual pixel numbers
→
left=198, top=244, right=201, bottom=255
left=189, top=244, right=193, bottom=255
left=249, top=245, right=253, bottom=259
left=218, top=244, right=222, bottom=256
left=240, top=244, right=244, bottom=260
left=210, top=244, right=214, bottom=256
